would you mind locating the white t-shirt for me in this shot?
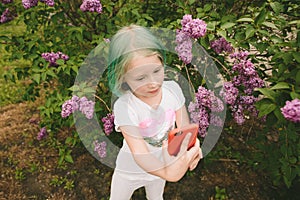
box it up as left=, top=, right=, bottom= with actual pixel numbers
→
left=113, top=81, right=185, bottom=180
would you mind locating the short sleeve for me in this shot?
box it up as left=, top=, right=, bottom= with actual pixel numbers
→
left=164, top=81, right=185, bottom=110
left=113, top=97, right=139, bottom=132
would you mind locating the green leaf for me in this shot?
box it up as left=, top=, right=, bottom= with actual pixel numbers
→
left=83, top=87, right=96, bottom=94
left=255, top=88, right=277, bottom=101
left=217, top=30, right=227, bottom=38
left=257, top=102, right=277, bottom=118
left=293, top=52, right=300, bottom=63
left=56, top=59, right=65, bottom=65
left=245, top=27, right=255, bottom=39
left=290, top=92, right=300, bottom=99
left=254, top=9, right=267, bottom=25
left=69, top=85, right=80, bottom=92
left=220, top=22, right=235, bottom=29
left=270, top=82, right=290, bottom=90
left=32, top=74, right=40, bottom=84
left=207, top=21, right=218, bottom=31
left=270, top=2, right=284, bottom=14
left=65, top=154, right=74, bottom=163
left=237, top=18, right=254, bottom=23
left=262, top=21, right=277, bottom=29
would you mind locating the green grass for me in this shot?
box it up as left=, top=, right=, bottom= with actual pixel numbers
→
left=0, top=20, right=29, bottom=107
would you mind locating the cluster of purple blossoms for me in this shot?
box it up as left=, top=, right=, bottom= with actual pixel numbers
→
left=230, top=51, right=264, bottom=95
left=188, top=86, right=224, bottom=137
left=93, top=140, right=107, bottom=158
left=79, top=96, right=95, bottom=119
left=37, top=127, right=47, bottom=140
left=181, top=14, right=207, bottom=39
left=41, top=51, right=69, bottom=67
left=175, top=14, right=207, bottom=64
left=0, top=8, right=13, bottom=23
left=22, top=0, right=54, bottom=9
left=175, top=30, right=193, bottom=64
left=220, top=82, right=239, bottom=105
left=281, top=98, right=300, bottom=123
left=39, top=0, right=54, bottom=7
left=1, top=0, right=13, bottom=4
left=230, top=95, right=258, bottom=125
left=210, top=37, right=234, bottom=54
left=219, top=51, right=264, bottom=124
left=61, top=95, right=95, bottom=119
left=80, top=0, right=102, bottom=13
left=101, top=113, right=114, bottom=135
left=22, top=0, right=37, bottom=9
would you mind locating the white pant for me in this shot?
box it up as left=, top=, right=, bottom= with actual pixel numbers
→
left=110, top=171, right=166, bottom=200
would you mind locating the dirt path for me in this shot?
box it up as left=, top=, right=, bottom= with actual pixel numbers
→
left=0, top=100, right=273, bottom=200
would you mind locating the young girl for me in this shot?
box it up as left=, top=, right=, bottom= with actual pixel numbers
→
left=107, top=25, right=202, bottom=200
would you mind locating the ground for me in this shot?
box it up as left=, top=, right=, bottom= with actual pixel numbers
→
left=0, top=99, right=283, bottom=200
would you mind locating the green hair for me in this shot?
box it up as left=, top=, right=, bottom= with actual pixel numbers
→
left=107, top=25, right=166, bottom=96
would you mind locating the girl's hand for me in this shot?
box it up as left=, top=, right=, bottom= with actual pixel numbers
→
left=188, top=139, right=202, bottom=171
left=162, top=133, right=202, bottom=175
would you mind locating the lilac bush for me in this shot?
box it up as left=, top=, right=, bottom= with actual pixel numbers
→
left=93, top=140, right=106, bottom=158
left=281, top=99, right=300, bottom=123
left=181, top=14, right=207, bottom=39
left=41, top=51, right=69, bottom=67
left=37, top=127, right=47, bottom=140
left=0, top=8, right=13, bottom=23
left=188, top=86, right=224, bottom=137
left=210, top=37, right=233, bottom=54
left=80, top=0, right=102, bottom=13
left=175, top=15, right=207, bottom=64
left=175, top=30, right=193, bottom=64
left=101, top=113, right=114, bottom=136
left=22, top=0, right=38, bottom=9
left=1, top=0, right=13, bottom=4
left=22, top=0, right=54, bottom=9
left=61, top=95, right=95, bottom=120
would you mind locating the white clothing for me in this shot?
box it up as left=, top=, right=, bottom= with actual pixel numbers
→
left=110, top=81, right=185, bottom=199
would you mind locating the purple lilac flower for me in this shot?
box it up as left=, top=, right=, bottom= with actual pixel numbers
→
left=103, top=38, right=110, bottom=43
left=181, top=14, right=207, bottom=39
left=79, top=97, right=95, bottom=119
left=37, top=127, right=47, bottom=140
left=61, top=95, right=94, bottom=119
left=61, top=99, right=78, bottom=118
left=22, top=0, right=38, bottom=9
left=39, top=0, right=54, bottom=6
left=231, top=104, right=245, bottom=125
left=0, top=8, right=13, bottom=23
left=41, top=51, right=69, bottom=67
left=195, top=86, right=213, bottom=108
left=1, top=0, right=13, bottom=4
left=210, top=96, right=224, bottom=112
left=220, top=82, right=239, bottom=105
left=188, top=86, right=224, bottom=137
left=230, top=51, right=249, bottom=61
left=281, top=99, right=300, bottom=123
left=93, top=140, right=107, bottom=158
left=175, top=30, right=193, bottom=64
left=101, top=113, right=114, bottom=135
left=210, top=37, right=233, bottom=54
left=210, top=114, right=224, bottom=127
left=230, top=51, right=264, bottom=95
left=80, top=0, right=102, bottom=13
left=189, top=105, right=209, bottom=137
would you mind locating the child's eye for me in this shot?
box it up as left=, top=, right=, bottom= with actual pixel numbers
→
left=136, top=76, right=145, bottom=81
left=153, top=67, right=162, bottom=73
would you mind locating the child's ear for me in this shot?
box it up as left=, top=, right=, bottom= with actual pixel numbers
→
left=121, top=82, right=130, bottom=90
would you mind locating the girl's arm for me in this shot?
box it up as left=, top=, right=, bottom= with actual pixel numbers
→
left=175, top=104, right=190, bottom=128
left=121, top=125, right=200, bottom=182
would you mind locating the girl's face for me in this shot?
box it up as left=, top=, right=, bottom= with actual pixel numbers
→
left=124, top=54, right=164, bottom=100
